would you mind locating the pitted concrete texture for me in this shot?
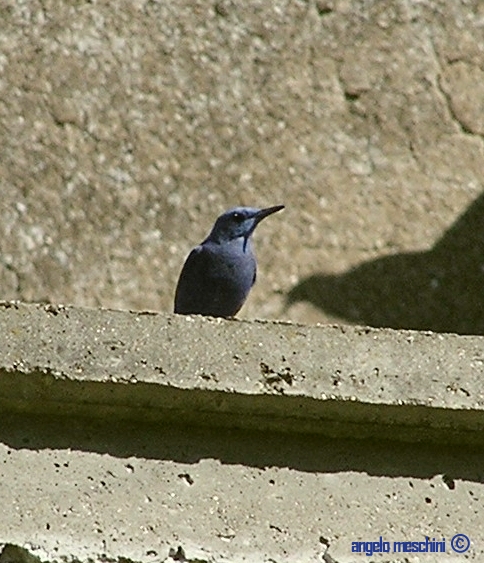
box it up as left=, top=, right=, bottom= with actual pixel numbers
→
left=2, top=2, right=484, bottom=561
left=3, top=412, right=484, bottom=563
left=1, top=303, right=484, bottom=562
left=1, top=1, right=484, bottom=335
left=1, top=302, right=484, bottom=445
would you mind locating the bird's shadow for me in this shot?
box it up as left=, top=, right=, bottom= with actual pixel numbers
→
left=288, top=192, right=484, bottom=335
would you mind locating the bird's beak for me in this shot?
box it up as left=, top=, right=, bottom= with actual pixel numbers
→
left=254, top=205, right=285, bottom=223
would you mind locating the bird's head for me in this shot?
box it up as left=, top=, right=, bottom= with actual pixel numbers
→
left=206, top=205, right=284, bottom=247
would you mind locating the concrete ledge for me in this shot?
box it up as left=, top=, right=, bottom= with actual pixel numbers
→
left=1, top=301, right=483, bottom=446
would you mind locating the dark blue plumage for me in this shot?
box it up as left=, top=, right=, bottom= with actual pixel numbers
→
left=174, top=205, right=284, bottom=317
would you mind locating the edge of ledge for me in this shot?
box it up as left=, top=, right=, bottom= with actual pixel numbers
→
left=1, top=301, right=484, bottom=446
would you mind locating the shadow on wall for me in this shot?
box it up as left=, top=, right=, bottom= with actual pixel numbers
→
left=4, top=412, right=484, bottom=482
left=288, top=192, right=484, bottom=336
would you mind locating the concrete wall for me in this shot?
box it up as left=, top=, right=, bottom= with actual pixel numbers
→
left=1, top=302, right=484, bottom=562
left=1, top=1, right=484, bottom=562
left=1, top=0, right=483, bottom=332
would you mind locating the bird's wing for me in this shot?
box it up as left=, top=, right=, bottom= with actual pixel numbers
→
left=174, top=243, right=255, bottom=316
left=175, top=245, right=236, bottom=315
left=174, top=246, right=207, bottom=312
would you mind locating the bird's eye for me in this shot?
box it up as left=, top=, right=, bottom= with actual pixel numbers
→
left=232, top=212, right=244, bottom=222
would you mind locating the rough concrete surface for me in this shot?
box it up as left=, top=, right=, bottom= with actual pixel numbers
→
left=1, top=302, right=484, bottom=563
left=1, top=302, right=484, bottom=444
left=0, top=0, right=483, bottom=334
left=1, top=1, right=484, bottom=562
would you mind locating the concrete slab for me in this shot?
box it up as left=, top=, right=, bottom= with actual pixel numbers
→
left=0, top=302, right=484, bottom=562
left=0, top=302, right=483, bottom=445
left=2, top=411, right=483, bottom=563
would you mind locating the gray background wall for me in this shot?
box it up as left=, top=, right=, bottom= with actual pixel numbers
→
left=1, top=0, right=483, bottom=333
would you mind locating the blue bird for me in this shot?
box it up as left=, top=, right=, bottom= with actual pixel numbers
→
left=174, top=205, right=284, bottom=317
